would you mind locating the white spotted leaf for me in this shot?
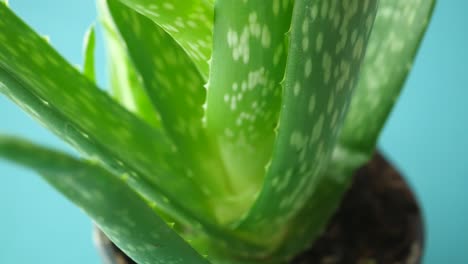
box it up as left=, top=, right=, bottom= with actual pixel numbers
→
left=337, top=0, right=437, bottom=159
left=105, top=1, right=235, bottom=213
left=0, top=136, right=210, bottom=264
left=113, top=0, right=213, bottom=78
left=273, top=0, right=436, bottom=258
left=205, top=0, right=294, bottom=223
left=234, top=0, right=379, bottom=251
left=0, top=4, right=282, bottom=258
left=0, top=4, right=212, bottom=225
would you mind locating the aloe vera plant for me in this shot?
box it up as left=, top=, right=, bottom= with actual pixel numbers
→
left=0, top=0, right=435, bottom=263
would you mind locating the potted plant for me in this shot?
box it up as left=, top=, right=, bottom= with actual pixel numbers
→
left=0, top=0, right=435, bottom=263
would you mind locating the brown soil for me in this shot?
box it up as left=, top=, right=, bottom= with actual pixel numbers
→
left=291, top=153, right=424, bottom=264
left=95, top=152, right=424, bottom=264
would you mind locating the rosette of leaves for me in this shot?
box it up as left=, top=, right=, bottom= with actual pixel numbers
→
left=0, top=0, right=435, bottom=263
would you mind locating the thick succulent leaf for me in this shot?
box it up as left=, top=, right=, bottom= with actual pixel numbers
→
left=0, top=4, right=212, bottom=223
left=82, top=24, right=96, bottom=82
left=277, top=1, right=437, bottom=257
left=338, top=0, right=436, bottom=158
left=113, top=0, right=213, bottom=78
left=98, top=0, right=162, bottom=127
left=0, top=136, right=210, bottom=264
left=270, top=161, right=357, bottom=259
left=205, top=0, right=293, bottom=213
left=0, top=69, right=266, bottom=264
left=105, top=1, right=235, bottom=218
left=0, top=6, right=274, bottom=256
left=235, top=0, right=379, bottom=247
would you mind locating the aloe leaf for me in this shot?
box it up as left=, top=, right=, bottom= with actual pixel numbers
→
left=105, top=1, right=235, bottom=217
left=270, top=165, right=356, bottom=259
left=206, top=0, right=293, bottom=214
left=337, top=0, right=436, bottom=160
left=98, top=0, right=162, bottom=127
left=0, top=4, right=211, bottom=223
left=0, top=6, right=274, bottom=256
left=235, top=0, right=379, bottom=248
left=113, top=0, right=213, bottom=78
left=0, top=136, right=210, bottom=264
left=0, top=68, right=266, bottom=264
left=82, top=24, right=96, bottom=82
left=274, top=0, right=436, bottom=258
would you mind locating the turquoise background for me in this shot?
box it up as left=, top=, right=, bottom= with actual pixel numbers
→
left=0, top=0, right=466, bottom=263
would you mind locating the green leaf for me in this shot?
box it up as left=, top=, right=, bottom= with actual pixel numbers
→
left=234, top=0, right=379, bottom=249
left=0, top=71, right=265, bottom=264
left=205, top=0, right=293, bottom=215
left=337, top=0, right=436, bottom=159
left=82, top=24, right=96, bottom=82
left=0, top=136, right=210, bottom=264
left=0, top=4, right=212, bottom=224
left=105, top=0, right=235, bottom=219
left=113, top=0, right=213, bottom=78
left=270, top=151, right=363, bottom=259
left=274, top=0, right=436, bottom=258
left=0, top=6, right=272, bottom=257
left=98, top=0, right=162, bottom=127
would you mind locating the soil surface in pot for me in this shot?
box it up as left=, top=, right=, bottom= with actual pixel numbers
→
left=291, top=153, right=424, bottom=264
left=95, top=152, right=424, bottom=264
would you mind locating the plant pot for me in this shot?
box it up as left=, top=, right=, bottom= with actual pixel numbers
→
left=94, top=152, right=424, bottom=264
